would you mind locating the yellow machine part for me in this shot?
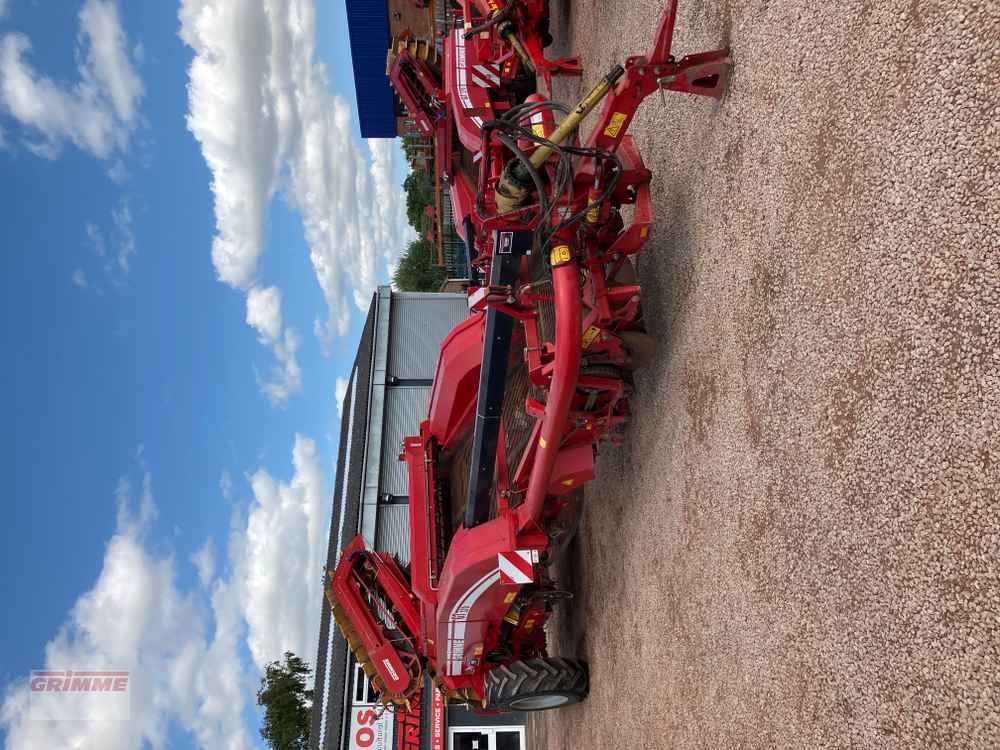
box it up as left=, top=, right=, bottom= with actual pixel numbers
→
left=329, top=600, right=418, bottom=711
left=386, top=36, right=438, bottom=74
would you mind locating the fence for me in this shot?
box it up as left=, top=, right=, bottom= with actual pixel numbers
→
left=440, top=190, right=470, bottom=280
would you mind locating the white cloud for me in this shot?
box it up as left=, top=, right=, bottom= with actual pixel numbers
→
left=335, top=376, right=348, bottom=418
left=257, top=326, right=302, bottom=407
left=179, top=0, right=415, bottom=362
left=72, top=268, right=88, bottom=287
left=0, top=467, right=253, bottom=750
left=0, top=0, right=143, bottom=160
left=0, top=0, right=8, bottom=21
left=1, top=434, right=331, bottom=750
left=111, top=198, right=136, bottom=273
left=80, top=197, right=139, bottom=285
left=79, top=0, right=142, bottom=128
left=245, top=286, right=303, bottom=407
left=245, top=284, right=283, bottom=342
left=191, top=540, right=216, bottom=589
left=107, top=158, right=129, bottom=183
left=235, top=434, right=327, bottom=669
left=219, top=468, right=234, bottom=501
left=86, top=221, right=106, bottom=257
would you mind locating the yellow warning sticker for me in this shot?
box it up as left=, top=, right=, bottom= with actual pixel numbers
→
left=550, top=244, right=571, bottom=266
left=581, top=325, right=601, bottom=350
left=561, top=478, right=575, bottom=487
left=586, top=206, right=599, bottom=223
left=531, top=123, right=546, bottom=137
left=640, top=225, right=649, bottom=238
left=539, top=436, right=548, bottom=449
left=504, top=592, right=517, bottom=604
left=603, top=111, right=628, bottom=138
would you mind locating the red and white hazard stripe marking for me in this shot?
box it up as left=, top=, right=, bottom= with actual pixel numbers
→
left=498, top=549, right=538, bottom=585
left=453, top=33, right=483, bottom=128
left=470, top=62, right=501, bottom=89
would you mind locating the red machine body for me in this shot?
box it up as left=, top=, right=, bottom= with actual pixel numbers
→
left=389, top=2, right=582, bottom=243
left=328, top=0, right=731, bottom=713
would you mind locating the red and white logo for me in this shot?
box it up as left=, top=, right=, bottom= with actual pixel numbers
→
left=497, top=549, right=538, bottom=586
left=382, top=658, right=400, bottom=682
left=29, top=670, right=131, bottom=721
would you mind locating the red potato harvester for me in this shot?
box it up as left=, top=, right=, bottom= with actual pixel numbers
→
left=328, top=0, right=732, bottom=714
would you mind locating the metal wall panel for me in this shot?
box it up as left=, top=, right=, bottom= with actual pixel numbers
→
left=361, top=288, right=391, bottom=548
left=380, top=386, right=431, bottom=496
left=388, top=293, right=469, bottom=380
left=375, top=505, right=411, bottom=565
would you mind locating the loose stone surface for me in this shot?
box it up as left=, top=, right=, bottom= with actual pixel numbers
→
left=529, top=0, right=999, bottom=746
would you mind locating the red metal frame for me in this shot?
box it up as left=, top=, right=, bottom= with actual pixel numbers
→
left=328, top=0, right=731, bottom=710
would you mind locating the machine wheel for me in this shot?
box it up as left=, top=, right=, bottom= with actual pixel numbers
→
left=485, top=658, right=589, bottom=712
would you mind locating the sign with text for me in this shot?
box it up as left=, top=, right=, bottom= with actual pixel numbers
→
left=394, top=690, right=421, bottom=750
left=350, top=706, right=393, bottom=750
left=430, top=687, right=445, bottom=750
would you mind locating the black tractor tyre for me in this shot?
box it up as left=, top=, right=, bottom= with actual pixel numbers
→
left=485, top=658, right=589, bottom=712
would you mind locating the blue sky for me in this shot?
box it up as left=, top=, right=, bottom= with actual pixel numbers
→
left=0, top=1, right=411, bottom=748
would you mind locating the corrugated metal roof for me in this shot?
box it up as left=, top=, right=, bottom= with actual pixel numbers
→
left=344, top=1, right=396, bottom=138
left=375, top=504, right=412, bottom=565
left=388, top=293, right=470, bottom=380
left=380, top=386, right=431, bottom=495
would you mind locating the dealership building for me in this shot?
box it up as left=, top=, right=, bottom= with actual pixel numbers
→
left=309, top=287, right=528, bottom=750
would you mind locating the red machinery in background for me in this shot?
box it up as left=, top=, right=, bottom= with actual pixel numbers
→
left=328, top=0, right=731, bottom=714
left=389, top=0, right=583, bottom=247
left=456, top=0, right=582, bottom=87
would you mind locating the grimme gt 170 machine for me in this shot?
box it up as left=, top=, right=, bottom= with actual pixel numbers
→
left=327, top=0, right=731, bottom=714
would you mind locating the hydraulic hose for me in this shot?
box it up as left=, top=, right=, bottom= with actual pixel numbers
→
left=463, top=3, right=514, bottom=38
left=517, top=255, right=581, bottom=532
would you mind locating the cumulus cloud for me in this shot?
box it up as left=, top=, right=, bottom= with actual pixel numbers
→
left=0, top=0, right=143, bottom=160
left=1, top=435, right=330, bottom=750
left=257, top=327, right=302, bottom=407
left=243, top=286, right=302, bottom=406
left=235, top=434, right=327, bottom=668
left=245, top=285, right=283, bottom=342
left=0, top=468, right=253, bottom=750
left=179, top=0, right=415, bottom=360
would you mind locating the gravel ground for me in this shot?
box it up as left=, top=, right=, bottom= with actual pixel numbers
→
left=529, top=0, right=1000, bottom=747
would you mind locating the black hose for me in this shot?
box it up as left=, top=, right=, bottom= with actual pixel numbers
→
left=496, top=130, right=549, bottom=219
left=464, top=4, right=514, bottom=38
left=477, top=105, right=625, bottom=259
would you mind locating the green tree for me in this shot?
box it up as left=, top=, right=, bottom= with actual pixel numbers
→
left=257, top=652, right=313, bottom=750
left=393, top=238, right=446, bottom=292
left=404, top=169, right=434, bottom=232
